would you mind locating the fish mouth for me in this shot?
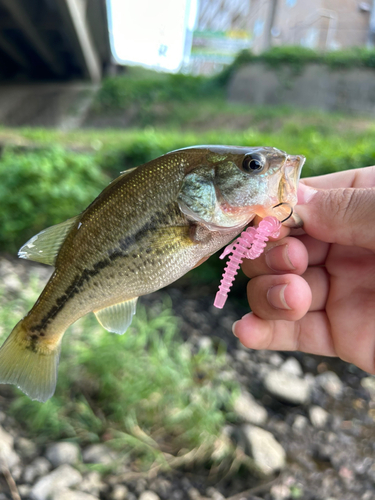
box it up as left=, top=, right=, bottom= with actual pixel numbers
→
left=281, top=155, right=305, bottom=200
left=274, top=155, right=305, bottom=225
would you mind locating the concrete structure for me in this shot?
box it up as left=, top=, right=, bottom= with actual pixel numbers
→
left=249, top=0, right=373, bottom=53
left=189, top=0, right=374, bottom=73
left=0, top=0, right=111, bottom=82
left=190, top=0, right=253, bottom=74
left=228, top=62, right=375, bottom=115
left=0, top=82, right=97, bottom=127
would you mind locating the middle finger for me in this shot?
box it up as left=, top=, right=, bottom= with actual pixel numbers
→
left=247, top=267, right=330, bottom=321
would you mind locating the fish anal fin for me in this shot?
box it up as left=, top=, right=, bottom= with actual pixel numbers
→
left=0, top=321, right=60, bottom=402
left=18, top=216, right=79, bottom=266
left=94, top=297, right=138, bottom=335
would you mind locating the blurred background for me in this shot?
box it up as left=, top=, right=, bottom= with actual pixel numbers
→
left=0, top=1, right=375, bottom=500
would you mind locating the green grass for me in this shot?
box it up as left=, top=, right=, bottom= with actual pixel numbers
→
left=2, top=121, right=375, bottom=177
left=0, top=146, right=109, bottom=253
left=1, top=112, right=375, bottom=258
left=0, top=277, right=239, bottom=470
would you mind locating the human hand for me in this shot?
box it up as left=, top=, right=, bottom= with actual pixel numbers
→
left=232, top=167, right=375, bottom=374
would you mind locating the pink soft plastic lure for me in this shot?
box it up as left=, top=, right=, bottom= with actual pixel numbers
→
left=214, top=216, right=281, bottom=309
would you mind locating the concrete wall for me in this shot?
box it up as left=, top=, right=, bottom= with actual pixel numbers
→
left=228, top=63, right=375, bottom=115
left=0, top=83, right=98, bottom=128
left=249, top=0, right=371, bottom=53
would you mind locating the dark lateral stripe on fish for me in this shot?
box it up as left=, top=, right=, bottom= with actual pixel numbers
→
left=30, top=258, right=112, bottom=333
left=30, top=203, right=184, bottom=334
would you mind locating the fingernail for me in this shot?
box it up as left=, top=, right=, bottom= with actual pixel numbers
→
left=267, top=284, right=291, bottom=310
left=232, top=321, right=239, bottom=337
left=298, top=182, right=317, bottom=205
left=265, top=244, right=296, bottom=272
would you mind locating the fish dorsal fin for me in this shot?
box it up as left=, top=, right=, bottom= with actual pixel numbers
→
left=94, top=297, right=138, bottom=335
left=18, top=216, right=79, bottom=266
left=120, top=166, right=137, bottom=175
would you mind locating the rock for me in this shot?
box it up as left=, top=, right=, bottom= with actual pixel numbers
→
left=50, top=490, right=99, bottom=500
left=304, top=373, right=316, bottom=387
left=309, top=405, right=329, bottom=428
left=233, top=391, right=268, bottom=425
left=10, top=463, right=22, bottom=481
left=187, top=488, right=201, bottom=500
left=270, top=484, right=290, bottom=500
left=362, top=492, right=374, bottom=500
left=338, top=465, right=354, bottom=482
left=280, top=357, right=303, bottom=377
left=181, top=477, right=192, bottom=490
left=0, top=425, right=20, bottom=468
left=206, top=486, right=225, bottom=500
left=361, top=376, right=375, bottom=398
left=110, top=484, right=129, bottom=500
left=139, top=492, right=161, bottom=500
left=45, top=442, right=80, bottom=467
left=171, top=492, right=185, bottom=500
left=23, top=457, right=51, bottom=484
left=15, top=437, right=38, bottom=460
left=234, top=348, right=250, bottom=363
left=268, top=353, right=284, bottom=367
left=197, top=336, right=213, bottom=350
left=316, top=371, right=343, bottom=398
left=148, top=477, right=172, bottom=498
left=135, top=478, right=148, bottom=494
left=18, top=484, right=32, bottom=497
left=264, top=370, right=310, bottom=404
left=30, top=464, right=82, bottom=500
left=78, top=471, right=105, bottom=496
left=82, top=444, right=117, bottom=465
left=241, top=425, right=286, bottom=475
left=292, top=415, right=308, bottom=432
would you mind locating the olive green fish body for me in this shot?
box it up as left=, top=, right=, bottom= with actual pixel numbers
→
left=0, top=146, right=305, bottom=401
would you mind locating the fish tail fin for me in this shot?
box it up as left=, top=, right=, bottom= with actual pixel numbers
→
left=0, top=321, right=61, bottom=402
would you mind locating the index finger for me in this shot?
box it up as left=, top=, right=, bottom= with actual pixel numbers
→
left=301, top=166, right=375, bottom=189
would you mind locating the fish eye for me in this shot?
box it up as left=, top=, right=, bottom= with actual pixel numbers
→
left=242, top=153, right=265, bottom=173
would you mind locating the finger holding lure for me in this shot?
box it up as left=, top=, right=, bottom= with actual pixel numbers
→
left=0, top=146, right=305, bottom=402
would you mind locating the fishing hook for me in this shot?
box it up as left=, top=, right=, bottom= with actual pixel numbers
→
left=272, top=202, right=293, bottom=223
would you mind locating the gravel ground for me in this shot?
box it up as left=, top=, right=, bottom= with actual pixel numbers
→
left=0, top=254, right=374, bottom=500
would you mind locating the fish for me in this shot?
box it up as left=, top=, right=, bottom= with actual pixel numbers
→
left=0, top=146, right=304, bottom=402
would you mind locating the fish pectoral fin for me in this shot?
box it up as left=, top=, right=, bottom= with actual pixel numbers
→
left=94, top=297, right=138, bottom=335
left=18, top=215, right=79, bottom=266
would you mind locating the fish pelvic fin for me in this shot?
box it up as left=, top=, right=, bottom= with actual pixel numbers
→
left=94, top=297, right=138, bottom=335
left=0, top=321, right=61, bottom=402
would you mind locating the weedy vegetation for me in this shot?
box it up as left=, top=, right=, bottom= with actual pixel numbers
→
left=1, top=123, right=375, bottom=253
left=0, top=146, right=108, bottom=253
left=0, top=276, right=245, bottom=473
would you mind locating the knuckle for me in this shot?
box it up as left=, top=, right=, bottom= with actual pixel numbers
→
left=324, top=188, right=370, bottom=245
left=330, top=188, right=357, bottom=223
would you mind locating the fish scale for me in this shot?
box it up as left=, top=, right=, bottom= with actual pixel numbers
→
left=0, top=145, right=304, bottom=401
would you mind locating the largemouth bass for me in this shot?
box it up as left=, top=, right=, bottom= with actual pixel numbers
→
left=0, top=146, right=304, bottom=402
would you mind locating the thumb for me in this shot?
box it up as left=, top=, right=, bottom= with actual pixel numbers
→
left=296, top=182, right=375, bottom=250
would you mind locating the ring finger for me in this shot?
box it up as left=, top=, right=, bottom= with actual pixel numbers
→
left=247, top=266, right=329, bottom=321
